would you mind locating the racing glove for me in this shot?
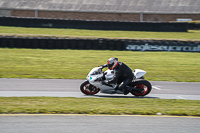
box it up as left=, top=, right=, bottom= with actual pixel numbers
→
left=100, top=64, right=108, bottom=69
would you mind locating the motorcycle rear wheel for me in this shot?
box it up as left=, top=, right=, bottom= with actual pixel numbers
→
left=130, top=80, right=152, bottom=96
left=80, top=81, right=100, bottom=95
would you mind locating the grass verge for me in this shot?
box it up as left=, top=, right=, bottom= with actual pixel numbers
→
left=0, top=26, right=200, bottom=40
left=0, top=48, right=200, bottom=82
left=0, top=97, right=199, bottom=116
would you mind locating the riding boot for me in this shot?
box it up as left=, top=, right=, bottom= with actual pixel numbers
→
left=123, top=87, right=133, bottom=95
left=123, top=88, right=129, bottom=95
left=118, top=79, right=132, bottom=95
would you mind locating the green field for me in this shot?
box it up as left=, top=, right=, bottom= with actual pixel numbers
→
left=0, top=97, right=199, bottom=116
left=0, top=48, right=199, bottom=82
left=0, top=26, right=199, bottom=81
left=0, top=26, right=200, bottom=40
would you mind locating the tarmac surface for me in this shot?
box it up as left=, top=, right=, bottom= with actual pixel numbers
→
left=0, top=78, right=200, bottom=100
left=0, top=114, right=200, bottom=133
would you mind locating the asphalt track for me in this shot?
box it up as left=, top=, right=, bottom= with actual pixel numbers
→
left=0, top=79, right=200, bottom=133
left=0, top=78, right=200, bottom=100
left=0, top=114, right=200, bottom=133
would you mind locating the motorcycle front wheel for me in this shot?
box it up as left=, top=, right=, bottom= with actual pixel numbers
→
left=80, top=81, right=100, bottom=95
left=130, top=80, right=152, bottom=96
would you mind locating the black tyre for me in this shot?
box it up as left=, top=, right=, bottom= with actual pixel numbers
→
left=80, top=81, right=100, bottom=95
left=130, top=80, right=152, bottom=96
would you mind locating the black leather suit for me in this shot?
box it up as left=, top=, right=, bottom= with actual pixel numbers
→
left=105, top=62, right=134, bottom=91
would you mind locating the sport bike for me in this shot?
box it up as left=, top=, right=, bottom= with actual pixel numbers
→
left=80, top=66, right=152, bottom=96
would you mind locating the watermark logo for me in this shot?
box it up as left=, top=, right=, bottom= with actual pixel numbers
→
left=126, top=43, right=200, bottom=52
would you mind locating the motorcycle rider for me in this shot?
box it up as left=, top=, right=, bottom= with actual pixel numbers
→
left=101, top=57, right=134, bottom=95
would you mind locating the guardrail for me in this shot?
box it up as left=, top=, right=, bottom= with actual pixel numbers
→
left=0, top=36, right=199, bottom=52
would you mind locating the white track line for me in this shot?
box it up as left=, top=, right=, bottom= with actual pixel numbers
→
left=152, top=86, right=162, bottom=90
left=177, top=96, right=186, bottom=100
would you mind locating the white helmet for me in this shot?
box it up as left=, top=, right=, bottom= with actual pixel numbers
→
left=107, top=57, right=119, bottom=70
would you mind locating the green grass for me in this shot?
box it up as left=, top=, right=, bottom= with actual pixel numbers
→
left=0, top=26, right=200, bottom=40
left=0, top=97, right=199, bottom=116
left=0, top=48, right=199, bottom=82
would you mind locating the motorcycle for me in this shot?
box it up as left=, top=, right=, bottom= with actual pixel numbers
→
left=80, top=66, right=152, bottom=96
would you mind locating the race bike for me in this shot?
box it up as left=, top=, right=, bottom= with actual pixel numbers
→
left=80, top=66, right=152, bottom=96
